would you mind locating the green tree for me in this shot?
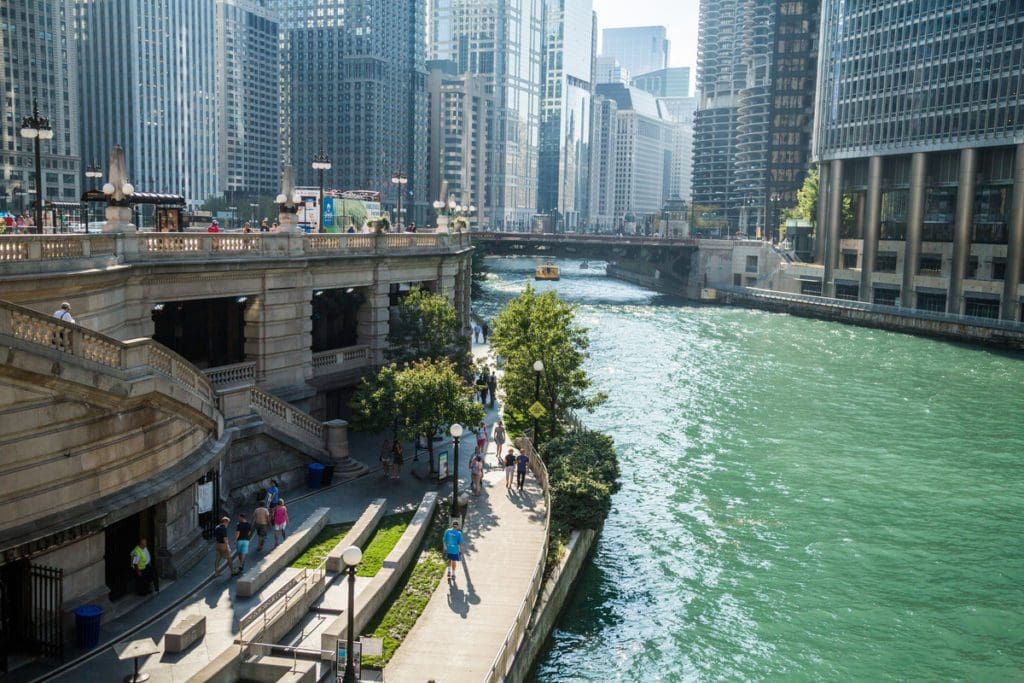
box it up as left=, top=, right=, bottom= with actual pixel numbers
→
left=543, top=430, right=621, bottom=530
left=350, top=363, right=401, bottom=438
left=386, top=288, right=470, bottom=375
left=490, top=285, right=606, bottom=440
left=783, top=168, right=853, bottom=238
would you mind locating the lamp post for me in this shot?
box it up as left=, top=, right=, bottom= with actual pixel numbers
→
left=20, top=101, right=54, bottom=234
left=449, top=423, right=463, bottom=518
left=341, top=545, right=362, bottom=683
left=312, top=149, right=331, bottom=233
left=532, top=360, right=544, bottom=446
left=390, top=172, right=407, bottom=230
left=84, top=164, right=102, bottom=233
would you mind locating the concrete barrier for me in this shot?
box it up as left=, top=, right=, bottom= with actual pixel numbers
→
left=326, top=498, right=386, bottom=573
left=164, top=613, right=205, bottom=653
left=320, top=492, right=438, bottom=659
left=236, top=507, right=330, bottom=598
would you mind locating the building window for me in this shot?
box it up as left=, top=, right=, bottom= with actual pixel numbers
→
left=967, top=256, right=979, bottom=279
left=964, top=296, right=1000, bottom=319
left=842, top=251, right=858, bottom=269
left=800, top=280, right=822, bottom=296
left=992, top=258, right=1006, bottom=280
left=916, top=292, right=947, bottom=312
left=873, top=288, right=899, bottom=306
left=745, top=255, right=758, bottom=273
left=876, top=252, right=897, bottom=273
left=835, top=283, right=859, bottom=301
left=734, top=273, right=742, bottom=286
left=918, top=254, right=942, bottom=276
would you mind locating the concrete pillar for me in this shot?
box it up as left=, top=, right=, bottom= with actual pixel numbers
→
left=323, top=419, right=350, bottom=462
left=814, top=162, right=829, bottom=264
left=252, top=275, right=314, bottom=398
left=860, top=156, right=883, bottom=301
left=902, top=152, right=927, bottom=307
left=823, top=159, right=844, bottom=297
left=948, top=148, right=977, bottom=315
left=357, top=268, right=391, bottom=365
left=1000, top=143, right=1024, bottom=321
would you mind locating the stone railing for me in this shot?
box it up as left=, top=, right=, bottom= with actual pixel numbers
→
left=311, top=345, right=370, bottom=378
left=203, top=361, right=257, bottom=388
left=249, top=386, right=323, bottom=450
left=486, top=436, right=550, bottom=683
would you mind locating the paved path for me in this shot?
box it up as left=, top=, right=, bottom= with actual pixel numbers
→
left=384, top=340, right=549, bottom=682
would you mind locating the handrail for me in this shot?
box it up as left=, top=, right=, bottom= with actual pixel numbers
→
left=249, top=386, right=324, bottom=446
left=238, top=560, right=328, bottom=660
left=311, top=345, right=371, bottom=377
left=203, top=361, right=257, bottom=387
left=485, top=435, right=550, bottom=683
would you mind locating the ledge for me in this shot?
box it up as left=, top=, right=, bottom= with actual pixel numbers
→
left=236, top=507, right=330, bottom=598
left=326, top=498, right=386, bottom=573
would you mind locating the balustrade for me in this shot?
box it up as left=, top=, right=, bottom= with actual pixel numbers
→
left=311, top=345, right=370, bottom=377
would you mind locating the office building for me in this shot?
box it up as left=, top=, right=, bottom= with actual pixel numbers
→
left=216, top=0, right=279, bottom=199
left=632, top=67, right=690, bottom=98
left=429, top=0, right=543, bottom=229
left=601, top=26, right=669, bottom=79
left=633, top=68, right=696, bottom=204
left=587, top=93, right=618, bottom=231
left=812, top=0, right=1024, bottom=320
left=279, top=0, right=428, bottom=226
left=595, top=56, right=630, bottom=85
left=1, top=0, right=81, bottom=216
left=77, top=0, right=219, bottom=206
left=538, top=0, right=594, bottom=230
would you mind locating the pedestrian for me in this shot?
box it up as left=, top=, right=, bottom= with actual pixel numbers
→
left=207, top=219, right=220, bottom=233
left=470, top=453, right=484, bottom=496
left=391, top=440, right=404, bottom=479
left=234, top=513, right=252, bottom=572
left=516, top=450, right=530, bottom=492
left=487, top=372, right=498, bottom=409
left=131, top=538, right=158, bottom=595
left=477, top=373, right=488, bottom=405
left=504, top=448, right=516, bottom=490
left=264, top=480, right=280, bottom=510
left=472, top=322, right=481, bottom=343
left=380, top=438, right=392, bottom=478
left=492, top=420, right=506, bottom=466
left=271, top=221, right=280, bottom=232
left=272, top=500, right=289, bottom=546
left=475, top=422, right=487, bottom=460
left=252, top=502, right=271, bottom=552
left=243, top=222, right=252, bottom=233
left=481, top=321, right=489, bottom=342
left=443, top=520, right=464, bottom=582
left=213, top=516, right=236, bottom=576
left=53, top=302, right=75, bottom=323
left=259, top=218, right=269, bottom=232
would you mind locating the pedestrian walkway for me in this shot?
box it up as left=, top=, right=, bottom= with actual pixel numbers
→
left=384, top=339, right=549, bottom=682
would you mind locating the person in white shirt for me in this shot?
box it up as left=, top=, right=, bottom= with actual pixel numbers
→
left=53, top=302, right=75, bottom=323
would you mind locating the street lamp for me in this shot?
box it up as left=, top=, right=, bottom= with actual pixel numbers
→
left=533, top=360, right=544, bottom=446
left=312, top=149, right=331, bottom=233
left=390, top=172, right=407, bottom=230
left=84, top=165, right=102, bottom=233
left=20, top=101, right=54, bottom=233
left=341, top=545, right=362, bottom=683
left=449, top=423, right=463, bottom=518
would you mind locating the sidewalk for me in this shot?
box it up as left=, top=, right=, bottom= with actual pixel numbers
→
left=384, top=339, right=549, bottom=682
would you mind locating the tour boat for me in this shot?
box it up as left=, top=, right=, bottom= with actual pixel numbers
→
left=535, top=262, right=560, bottom=281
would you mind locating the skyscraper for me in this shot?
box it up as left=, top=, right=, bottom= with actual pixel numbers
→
left=1, top=0, right=81, bottom=216
left=631, top=67, right=690, bottom=98
left=430, top=0, right=543, bottom=229
left=279, top=0, right=428, bottom=226
left=813, top=0, right=1024, bottom=320
left=77, top=0, right=219, bottom=206
left=601, top=26, right=670, bottom=79
left=632, top=67, right=695, bottom=203
left=216, top=0, right=279, bottom=199
left=538, top=0, right=594, bottom=230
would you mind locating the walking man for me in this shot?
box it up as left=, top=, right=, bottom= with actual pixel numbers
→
left=516, top=450, right=530, bottom=492
left=481, top=321, right=489, bottom=342
left=213, top=516, right=236, bottom=576
left=264, top=480, right=280, bottom=510
left=487, top=372, right=498, bottom=409
left=504, top=448, right=516, bottom=490
left=235, top=513, right=252, bottom=572
left=272, top=500, right=289, bottom=547
left=443, top=520, right=464, bottom=582
left=53, top=302, right=75, bottom=323
left=252, top=502, right=271, bottom=552
left=131, top=538, right=158, bottom=595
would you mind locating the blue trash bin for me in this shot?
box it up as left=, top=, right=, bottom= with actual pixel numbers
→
left=74, top=604, right=103, bottom=649
left=307, top=462, right=325, bottom=489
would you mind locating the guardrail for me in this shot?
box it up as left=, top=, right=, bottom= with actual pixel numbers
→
left=485, top=435, right=550, bottom=683
left=311, top=345, right=371, bottom=378
left=238, top=561, right=327, bottom=660
left=203, top=361, right=257, bottom=387
left=250, top=386, right=323, bottom=446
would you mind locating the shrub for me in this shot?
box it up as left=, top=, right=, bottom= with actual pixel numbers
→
left=543, top=429, right=621, bottom=531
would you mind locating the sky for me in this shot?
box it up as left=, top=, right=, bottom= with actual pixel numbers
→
left=592, top=0, right=700, bottom=72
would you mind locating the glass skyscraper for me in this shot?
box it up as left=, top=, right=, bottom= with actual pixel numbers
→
left=601, top=26, right=670, bottom=80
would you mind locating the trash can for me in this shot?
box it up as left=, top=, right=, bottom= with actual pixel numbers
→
left=307, top=462, right=325, bottom=489
left=321, top=464, right=336, bottom=487
left=74, top=605, right=103, bottom=649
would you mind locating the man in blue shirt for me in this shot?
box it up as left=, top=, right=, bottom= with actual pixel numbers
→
left=442, top=520, right=464, bottom=582
left=516, top=452, right=530, bottom=492
left=265, top=480, right=280, bottom=509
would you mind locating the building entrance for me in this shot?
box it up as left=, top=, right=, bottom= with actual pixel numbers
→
left=152, top=297, right=248, bottom=368
left=104, top=508, right=154, bottom=601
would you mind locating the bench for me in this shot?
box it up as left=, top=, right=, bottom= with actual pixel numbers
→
left=165, top=614, right=206, bottom=653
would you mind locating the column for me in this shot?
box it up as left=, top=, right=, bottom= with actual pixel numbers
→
left=901, top=152, right=927, bottom=307
left=860, top=156, right=883, bottom=301
left=814, top=162, right=829, bottom=264
left=357, top=266, right=391, bottom=366
left=252, top=282, right=314, bottom=398
left=947, top=148, right=977, bottom=315
left=823, top=159, right=844, bottom=298
left=1001, top=143, right=1024, bottom=321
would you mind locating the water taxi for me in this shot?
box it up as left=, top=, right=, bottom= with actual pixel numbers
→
left=535, top=262, right=560, bottom=281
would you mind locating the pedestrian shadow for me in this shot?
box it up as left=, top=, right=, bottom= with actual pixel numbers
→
left=461, top=557, right=481, bottom=606
left=446, top=582, right=469, bottom=619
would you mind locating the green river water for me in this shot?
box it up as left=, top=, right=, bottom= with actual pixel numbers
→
left=475, top=257, right=1024, bottom=682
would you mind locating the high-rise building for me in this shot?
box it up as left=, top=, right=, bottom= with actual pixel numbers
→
left=426, top=60, right=491, bottom=223
left=77, top=0, right=219, bottom=206
left=429, top=0, right=543, bottom=229
left=632, top=67, right=696, bottom=204
left=595, top=56, right=630, bottom=86
left=279, top=0, right=428, bottom=226
left=813, top=0, right=1024, bottom=320
left=587, top=93, right=618, bottom=232
left=632, top=67, right=690, bottom=98
left=601, top=26, right=670, bottom=79
left=538, top=0, right=594, bottom=230
left=1, top=0, right=81, bottom=216
left=216, top=0, right=279, bottom=199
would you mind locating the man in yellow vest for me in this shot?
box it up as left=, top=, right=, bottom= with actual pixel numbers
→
left=131, top=538, right=158, bottom=596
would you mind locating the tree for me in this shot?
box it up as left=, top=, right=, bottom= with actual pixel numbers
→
left=386, top=288, right=471, bottom=375
left=784, top=168, right=853, bottom=238
left=490, top=285, right=606, bottom=440
left=350, top=363, right=401, bottom=438
left=543, top=430, right=621, bottom=530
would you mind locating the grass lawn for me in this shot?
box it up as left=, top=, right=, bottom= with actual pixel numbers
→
left=290, top=522, right=354, bottom=569
left=357, top=511, right=416, bottom=577
left=360, top=506, right=447, bottom=669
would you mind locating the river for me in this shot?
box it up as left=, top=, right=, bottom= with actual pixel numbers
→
left=474, top=257, right=1024, bottom=681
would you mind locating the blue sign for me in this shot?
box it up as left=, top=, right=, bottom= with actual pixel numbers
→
left=323, top=197, right=335, bottom=230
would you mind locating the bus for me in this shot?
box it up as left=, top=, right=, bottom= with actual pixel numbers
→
left=294, top=188, right=383, bottom=232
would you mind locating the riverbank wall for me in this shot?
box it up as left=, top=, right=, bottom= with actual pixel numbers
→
left=507, top=526, right=600, bottom=682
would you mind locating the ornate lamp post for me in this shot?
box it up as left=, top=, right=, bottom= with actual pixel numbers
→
left=83, top=164, right=102, bottom=233
left=390, top=172, right=407, bottom=230
left=19, top=101, right=54, bottom=233
left=312, top=149, right=331, bottom=233
left=533, top=360, right=544, bottom=446
left=449, top=423, right=463, bottom=518
left=341, top=545, right=362, bottom=683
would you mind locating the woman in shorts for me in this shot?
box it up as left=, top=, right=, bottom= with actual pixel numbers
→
left=272, top=500, right=288, bottom=547
left=470, top=454, right=484, bottom=496
left=492, top=421, right=506, bottom=467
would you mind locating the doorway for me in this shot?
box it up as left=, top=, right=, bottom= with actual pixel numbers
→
left=104, top=508, right=154, bottom=601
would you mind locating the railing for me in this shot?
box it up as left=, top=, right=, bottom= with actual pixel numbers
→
left=203, top=361, right=257, bottom=387
left=238, top=561, right=327, bottom=660
left=250, top=386, right=324, bottom=447
left=485, top=435, right=550, bottom=683
left=311, top=345, right=371, bottom=378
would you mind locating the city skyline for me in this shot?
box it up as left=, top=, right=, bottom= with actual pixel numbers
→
left=593, top=0, right=697, bottom=70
